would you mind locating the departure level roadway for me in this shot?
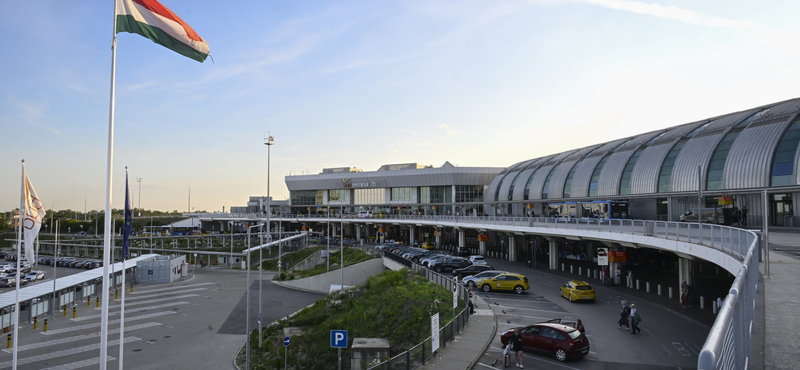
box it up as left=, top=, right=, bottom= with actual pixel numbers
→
left=0, top=268, right=323, bottom=370
left=474, top=258, right=708, bottom=370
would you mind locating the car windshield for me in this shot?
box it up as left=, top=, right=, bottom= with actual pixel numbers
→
left=576, top=286, right=592, bottom=290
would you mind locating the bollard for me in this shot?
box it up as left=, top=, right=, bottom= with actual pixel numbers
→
left=88, top=297, right=91, bottom=307
left=669, top=287, right=673, bottom=299
left=63, top=305, right=67, bottom=317
left=658, top=284, right=662, bottom=296
left=561, top=263, right=564, bottom=272
left=588, top=269, right=591, bottom=279
left=578, top=267, right=581, bottom=275
left=700, top=296, right=705, bottom=309
left=96, top=297, right=99, bottom=308
left=646, top=282, right=650, bottom=293
left=635, top=280, right=640, bottom=290
left=73, top=306, right=76, bottom=319
left=34, top=317, right=37, bottom=330
left=569, top=265, right=573, bottom=273
left=44, top=319, right=48, bottom=332
left=6, top=334, right=10, bottom=349
left=115, top=290, right=118, bottom=300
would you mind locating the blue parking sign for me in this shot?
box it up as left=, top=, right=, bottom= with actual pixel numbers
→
left=331, top=330, right=348, bottom=348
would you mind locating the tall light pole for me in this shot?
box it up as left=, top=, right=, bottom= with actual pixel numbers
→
left=83, top=196, right=87, bottom=221
left=186, top=185, right=192, bottom=230
left=50, top=203, right=57, bottom=234
left=137, top=177, right=142, bottom=218
left=264, top=132, right=274, bottom=272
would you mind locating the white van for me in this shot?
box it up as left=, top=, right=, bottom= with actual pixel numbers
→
left=357, top=211, right=373, bottom=218
left=680, top=208, right=723, bottom=224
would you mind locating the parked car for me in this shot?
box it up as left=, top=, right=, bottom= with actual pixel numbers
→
left=432, top=258, right=471, bottom=273
left=500, top=321, right=590, bottom=362
left=0, top=277, right=14, bottom=287
left=468, top=255, right=488, bottom=265
left=477, top=272, right=530, bottom=294
left=455, top=246, right=471, bottom=257
left=679, top=208, right=723, bottom=224
left=0, top=265, right=14, bottom=273
left=462, top=270, right=504, bottom=288
left=420, top=242, right=435, bottom=250
left=452, top=265, right=495, bottom=279
left=560, top=280, right=596, bottom=303
left=20, top=263, right=32, bottom=274
left=24, top=271, right=45, bottom=282
left=420, top=255, right=451, bottom=267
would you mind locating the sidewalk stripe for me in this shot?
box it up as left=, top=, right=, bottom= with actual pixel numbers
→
left=0, top=337, right=140, bottom=368
left=130, top=282, right=214, bottom=295
left=121, top=287, right=207, bottom=301
left=72, top=302, right=190, bottom=321
left=5, top=322, right=161, bottom=352
left=43, top=311, right=177, bottom=335
left=39, top=356, right=114, bottom=370
left=104, top=294, right=199, bottom=309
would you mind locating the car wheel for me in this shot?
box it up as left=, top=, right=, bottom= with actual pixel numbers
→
left=554, top=348, right=568, bottom=362
left=482, top=284, right=491, bottom=292
left=569, top=293, right=574, bottom=302
left=560, top=289, right=564, bottom=298
left=467, top=281, right=475, bottom=288
left=514, top=285, right=524, bottom=294
left=435, top=266, right=443, bottom=273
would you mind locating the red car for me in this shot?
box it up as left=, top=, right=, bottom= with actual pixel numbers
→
left=500, top=322, right=589, bottom=362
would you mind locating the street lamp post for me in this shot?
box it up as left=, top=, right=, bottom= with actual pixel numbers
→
left=245, top=224, right=260, bottom=370
left=137, top=177, right=142, bottom=218
left=264, top=132, right=274, bottom=275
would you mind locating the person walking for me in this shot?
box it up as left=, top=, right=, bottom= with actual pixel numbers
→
left=627, top=270, right=633, bottom=288
left=618, top=300, right=631, bottom=329
left=740, top=206, right=748, bottom=227
left=576, top=319, right=586, bottom=336
left=630, top=304, right=641, bottom=334
left=468, top=286, right=475, bottom=314
left=681, top=280, right=689, bottom=308
left=509, top=328, right=524, bottom=368
left=615, top=267, right=621, bottom=285
left=602, top=267, right=610, bottom=286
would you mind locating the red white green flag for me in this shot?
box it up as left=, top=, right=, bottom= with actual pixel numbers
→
left=115, top=0, right=210, bottom=63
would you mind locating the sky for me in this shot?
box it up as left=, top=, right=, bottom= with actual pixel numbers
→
left=3, top=0, right=800, bottom=214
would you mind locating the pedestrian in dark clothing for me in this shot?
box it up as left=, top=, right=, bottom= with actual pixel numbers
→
left=576, top=319, right=586, bottom=336
left=740, top=206, right=748, bottom=226
left=509, top=328, right=524, bottom=368
left=468, top=286, right=475, bottom=314
left=630, top=304, right=641, bottom=334
left=618, top=300, right=631, bottom=329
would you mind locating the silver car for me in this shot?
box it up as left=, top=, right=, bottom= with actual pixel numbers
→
left=462, top=270, right=504, bottom=288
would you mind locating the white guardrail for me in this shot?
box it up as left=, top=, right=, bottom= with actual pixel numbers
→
left=226, top=214, right=759, bottom=370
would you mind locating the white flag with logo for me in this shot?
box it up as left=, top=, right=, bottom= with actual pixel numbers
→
left=22, top=169, right=44, bottom=263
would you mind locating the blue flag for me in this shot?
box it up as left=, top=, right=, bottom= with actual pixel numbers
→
left=122, top=171, right=132, bottom=261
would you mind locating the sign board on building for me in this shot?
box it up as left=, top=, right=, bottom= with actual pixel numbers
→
left=597, top=248, right=608, bottom=266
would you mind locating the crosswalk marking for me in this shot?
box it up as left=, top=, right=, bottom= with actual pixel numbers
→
left=121, top=287, right=208, bottom=301
left=103, top=294, right=199, bottom=309
left=72, top=301, right=190, bottom=322
left=39, top=356, right=114, bottom=370
left=130, top=282, right=214, bottom=295
left=5, top=323, right=162, bottom=352
left=0, top=337, right=141, bottom=368
left=43, top=311, right=177, bottom=335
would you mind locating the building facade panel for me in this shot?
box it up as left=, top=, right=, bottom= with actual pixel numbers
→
left=527, top=164, right=555, bottom=200
left=548, top=158, right=579, bottom=199
left=725, top=117, right=794, bottom=189
left=597, top=149, right=634, bottom=197
left=570, top=155, right=603, bottom=198
left=630, top=142, right=673, bottom=194
left=671, top=134, right=724, bottom=192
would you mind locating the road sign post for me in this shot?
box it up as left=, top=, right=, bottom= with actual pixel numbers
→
left=283, top=337, right=290, bottom=370
left=331, top=330, right=348, bottom=370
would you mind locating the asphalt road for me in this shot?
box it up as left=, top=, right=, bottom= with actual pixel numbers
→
left=472, top=262, right=708, bottom=370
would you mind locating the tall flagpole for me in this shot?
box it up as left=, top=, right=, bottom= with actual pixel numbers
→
left=100, top=5, right=120, bottom=368
left=12, top=161, right=25, bottom=369
left=119, top=168, right=129, bottom=370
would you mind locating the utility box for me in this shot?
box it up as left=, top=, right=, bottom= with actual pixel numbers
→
left=350, top=338, right=390, bottom=370
left=135, top=255, right=186, bottom=284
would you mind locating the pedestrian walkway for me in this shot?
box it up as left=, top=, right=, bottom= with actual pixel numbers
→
left=423, top=229, right=798, bottom=370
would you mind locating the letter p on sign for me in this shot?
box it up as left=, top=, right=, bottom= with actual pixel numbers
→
left=331, top=330, right=348, bottom=348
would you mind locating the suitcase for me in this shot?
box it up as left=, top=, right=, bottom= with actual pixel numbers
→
left=504, top=354, right=510, bottom=368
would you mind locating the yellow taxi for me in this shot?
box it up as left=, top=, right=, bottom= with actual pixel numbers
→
left=559, top=280, right=596, bottom=303
left=478, top=272, right=530, bottom=294
left=420, top=242, right=435, bottom=250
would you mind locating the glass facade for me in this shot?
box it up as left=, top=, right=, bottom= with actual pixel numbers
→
left=562, top=161, right=581, bottom=198
left=771, top=119, right=800, bottom=186
left=391, top=187, right=415, bottom=202
left=657, top=141, right=686, bottom=193
left=290, top=190, right=321, bottom=206
left=508, top=172, right=522, bottom=201
left=328, top=189, right=346, bottom=202
left=354, top=188, right=387, bottom=205
left=494, top=174, right=508, bottom=201
left=419, top=186, right=451, bottom=203
left=707, top=131, right=741, bottom=190
left=734, top=108, right=771, bottom=128
left=455, top=185, right=484, bottom=203
left=589, top=156, right=609, bottom=197
left=541, top=165, right=558, bottom=199
left=523, top=168, right=540, bottom=200
left=619, top=150, right=644, bottom=195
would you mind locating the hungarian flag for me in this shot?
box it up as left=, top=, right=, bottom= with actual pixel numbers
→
left=21, top=168, right=44, bottom=263
left=116, top=0, right=210, bottom=63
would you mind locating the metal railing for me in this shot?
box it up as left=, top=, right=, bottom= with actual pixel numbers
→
left=222, top=213, right=758, bottom=370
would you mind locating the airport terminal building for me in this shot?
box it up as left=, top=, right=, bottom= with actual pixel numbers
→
left=272, top=97, right=800, bottom=228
